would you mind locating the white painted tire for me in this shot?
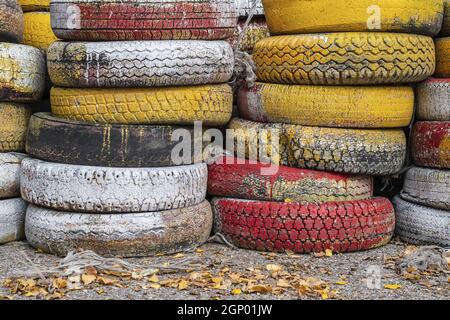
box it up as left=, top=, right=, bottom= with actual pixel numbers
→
left=237, top=0, right=264, bottom=17
left=47, top=40, right=234, bottom=88
left=25, top=201, right=213, bottom=257
left=0, top=43, right=46, bottom=102
left=393, top=196, right=450, bottom=247
left=416, top=79, right=450, bottom=121
left=401, top=166, right=450, bottom=210
left=0, top=198, right=27, bottom=244
left=21, top=158, right=207, bottom=213
left=0, top=153, right=26, bottom=199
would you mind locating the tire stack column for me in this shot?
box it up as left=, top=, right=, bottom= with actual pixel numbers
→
left=208, top=0, right=441, bottom=254
left=21, top=0, right=237, bottom=257
left=0, top=0, right=46, bottom=244
left=394, top=0, right=450, bottom=248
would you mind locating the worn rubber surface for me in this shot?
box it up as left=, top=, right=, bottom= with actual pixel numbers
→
left=411, top=121, right=450, bottom=169
left=0, top=103, right=32, bottom=152
left=23, top=12, right=58, bottom=50
left=229, top=18, right=269, bottom=53
left=47, top=40, right=234, bottom=88
left=51, top=0, right=237, bottom=41
left=416, top=78, right=450, bottom=121
left=263, top=0, right=444, bottom=36
left=212, top=197, right=395, bottom=253
left=26, top=113, right=203, bottom=167
left=0, top=153, right=25, bottom=199
left=208, top=156, right=373, bottom=203
left=0, top=198, right=27, bottom=244
left=21, top=158, right=207, bottom=213
left=238, top=83, right=414, bottom=128
left=0, top=0, right=23, bottom=43
left=50, top=85, right=233, bottom=126
left=18, top=0, right=49, bottom=11
left=393, top=196, right=450, bottom=247
left=435, top=37, right=450, bottom=78
left=25, top=201, right=213, bottom=257
left=237, top=0, right=264, bottom=17
left=401, top=166, right=450, bottom=210
left=442, top=0, right=450, bottom=36
left=254, top=33, right=435, bottom=85
left=0, top=43, right=46, bottom=102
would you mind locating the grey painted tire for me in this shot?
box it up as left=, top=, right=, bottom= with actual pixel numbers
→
left=0, top=43, right=46, bottom=102
left=0, top=153, right=26, bottom=199
left=393, top=196, right=450, bottom=247
left=0, top=198, right=27, bottom=244
left=0, top=0, right=24, bottom=43
left=401, top=166, right=450, bottom=210
left=25, top=201, right=213, bottom=257
left=47, top=40, right=234, bottom=88
left=237, top=0, right=264, bottom=17
left=416, top=79, right=450, bottom=121
left=21, top=158, right=207, bottom=213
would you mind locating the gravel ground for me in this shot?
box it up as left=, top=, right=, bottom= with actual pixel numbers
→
left=0, top=240, right=448, bottom=300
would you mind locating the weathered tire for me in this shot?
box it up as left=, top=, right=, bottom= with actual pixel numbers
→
left=229, top=17, right=269, bottom=53
left=0, top=43, right=46, bottom=102
left=18, top=0, right=49, bottom=11
left=435, top=37, right=450, bottom=78
left=0, top=103, right=32, bottom=152
left=0, top=153, right=25, bottom=199
left=442, top=0, right=450, bottom=36
left=401, top=166, right=450, bottom=210
left=0, top=0, right=23, bottom=43
left=416, top=78, right=450, bottom=121
left=26, top=113, right=203, bottom=167
left=212, top=197, right=395, bottom=253
left=411, top=121, right=450, bottom=169
left=47, top=40, right=234, bottom=88
left=23, top=12, right=58, bottom=50
left=25, top=201, right=213, bottom=257
left=21, top=158, right=207, bottom=213
left=208, top=156, right=373, bottom=203
left=238, top=83, right=414, bottom=128
left=254, top=33, right=435, bottom=85
left=393, top=196, right=450, bottom=247
left=263, top=0, right=444, bottom=36
left=0, top=198, right=27, bottom=244
left=51, top=0, right=237, bottom=41
left=237, top=0, right=264, bottom=17
left=50, top=85, right=233, bottom=126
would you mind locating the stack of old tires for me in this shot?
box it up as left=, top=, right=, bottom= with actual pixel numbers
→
left=0, top=0, right=45, bottom=244
left=394, top=0, right=450, bottom=248
left=21, top=0, right=237, bottom=257
left=209, top=0, right=441, bottom=254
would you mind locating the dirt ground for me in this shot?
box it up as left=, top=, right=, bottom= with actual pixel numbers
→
left=0, top=240, right=448, bottom=300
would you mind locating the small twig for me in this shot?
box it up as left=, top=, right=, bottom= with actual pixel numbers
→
left=208, top=233, right=239, bottom=250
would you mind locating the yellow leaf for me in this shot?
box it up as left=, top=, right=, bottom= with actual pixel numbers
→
left=284, top=198, right=294, bottom=203
left=335, top=280, right=348, bottom=285
left=81, top=274, right=96, bottom=285
left=211, top=277, right=223, bottom=284
left=148, top=283, right=161, bottom=289
left=276, top=279, right=291, bottom=288
left=178, top=280, right=189, bottom=290
left=196, top=248, right=204, bottom=253
left=148, top=275, right=159, bottom=283
left=325, top=249, right=333, bottom=257
left=173, top=253, right=184, bottom=259
left=53, top=278, right=68, bottom=289
left=247, top=285, right=272, bottom=294
left=97, top=276, right=115, bottom=286
left=266, top=264, right=282, bottom=272
left=231, top=288, right=242, bottom=295
left=384, top=284, right=401, bottom=290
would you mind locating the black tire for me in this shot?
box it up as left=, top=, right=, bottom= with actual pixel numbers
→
left=26, top=113, right=204, bottom=167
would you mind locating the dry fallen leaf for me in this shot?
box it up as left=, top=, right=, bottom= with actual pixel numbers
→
left=173, top=253, right=184, bottom=259
left=53, top=278, right=68, bottom=290
left=335, top=280, right=348, bottom=285
left=276, top=279, right=291, bottom=288
left=231, top=288, right=242, bottom=295
left=247, top=284, right=272, bottom=294
left=325, top=249, right=333, bottom=257
left=81, top=274, right=96, bottom=285
left=384, top=284, right=401, bottom=290
left=266, top=264, right=282, bottom=273
left=148, top=275, right=159, bottom=283
left=97, top=276, right=115, bottom=286
left=178, top=280, right=189, bottom=290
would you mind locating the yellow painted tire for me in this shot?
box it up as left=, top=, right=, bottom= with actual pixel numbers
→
left=254, top=33, right=435, bottom=85
left=0, top=103, right=32, bottom=152
left=263, top=0, right=444, bottom=36
left=50, top=85, right=233, bottom=126
left=435, top=37, right=450, bottom=77
left=441, top=0, right=450, bottom=36
left=238, top=83, right=414, bottom=128
left=23, top=12, right=58, bottom=50
left=18, top=0, right=49, bottom=11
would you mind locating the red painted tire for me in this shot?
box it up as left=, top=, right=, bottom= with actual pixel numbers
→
left=411, top=121, right=450, bottom=169
left=208, top=156, right=373, bottom=203
left=212, top=197, right=395, bottom=253
left=51, top=0, right=237, bottom=41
